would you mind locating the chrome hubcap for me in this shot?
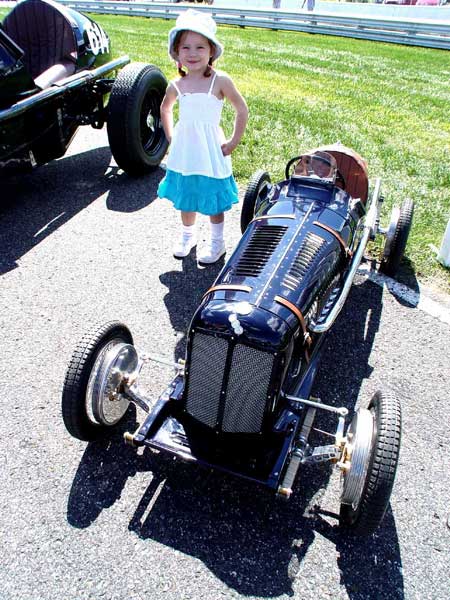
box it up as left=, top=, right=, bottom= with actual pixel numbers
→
left=86, top=340, right=138, bottom=426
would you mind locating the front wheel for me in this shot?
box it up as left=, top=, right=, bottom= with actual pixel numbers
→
left=380, top=199, right=414, bottom=276
left=107, top=63, right=169, bottom=176
left=339, top=390, right=401, bottom=536
left=241, top=170, right=271, bottom=233
left=62, top=322, right=137, bottom=441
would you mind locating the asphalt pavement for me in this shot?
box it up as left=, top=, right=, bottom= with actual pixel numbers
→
left=1, top=126, right=449, bottom=600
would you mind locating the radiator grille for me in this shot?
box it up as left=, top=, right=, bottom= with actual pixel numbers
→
left=282, top=232, right=325, bottom=291
left=222, top=345, right=274, bottom=433
left=185, top=333, right=228, bottom=427
left=234, top=225, right=288, bottom=277
left=185, top=333, right=275, bottom=434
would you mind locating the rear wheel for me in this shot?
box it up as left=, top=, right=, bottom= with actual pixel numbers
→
left=339, top=390, right=401, bottom=536
left=241, top=170, right=271, bottom=233
left=107, top=63, right=169, bottom=176
left=62, top=322, right=137, bottom=441
left=380, top=199, right=414, bottom=276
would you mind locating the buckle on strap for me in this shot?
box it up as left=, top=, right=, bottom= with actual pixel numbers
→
left=313, top=221, right=353, bottom=258
left=274, top=295, right=312, bottom=348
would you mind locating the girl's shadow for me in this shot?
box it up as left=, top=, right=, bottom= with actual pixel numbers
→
left=159, top=253, right=225, bottom=360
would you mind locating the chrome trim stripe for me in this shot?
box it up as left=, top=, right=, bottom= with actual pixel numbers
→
left=203, top=284, right=252, bottom=298
left=255, top=204, right=314, bottom=306
left=252, top=214, right=295, bottom=222
left=310, top=178, right=381, bottom=333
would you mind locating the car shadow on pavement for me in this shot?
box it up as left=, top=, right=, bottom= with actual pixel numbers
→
left=314, top=507, right=403, bottom=600
left=66, top=405, right=143, bottom=529
left=0, top=146, right=163, bottom=274
left=308, top=277, right=404, bottom=599
left=365, top=257, right=421, bottom=309
left=66, top=277, right=404, bottom=598
left=396, top=257, right=420, bottom=299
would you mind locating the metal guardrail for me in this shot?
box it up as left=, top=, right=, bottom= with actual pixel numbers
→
left=58, top=1, right=450, bottom=50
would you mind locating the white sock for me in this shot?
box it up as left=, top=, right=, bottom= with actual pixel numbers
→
left=210, top=221, right=224, bottom=242
left=182, top=224, right=196, bottom=239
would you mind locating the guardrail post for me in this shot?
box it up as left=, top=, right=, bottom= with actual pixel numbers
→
left=437, top=217, right=450, bottom=268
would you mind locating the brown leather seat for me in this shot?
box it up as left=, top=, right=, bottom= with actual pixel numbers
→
left=3, top=0, right=77, bottom=87
left=315, top=144, right=369, bottom=205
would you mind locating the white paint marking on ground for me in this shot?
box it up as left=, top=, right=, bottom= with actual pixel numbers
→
left=357, top=263, right=450, bottom=327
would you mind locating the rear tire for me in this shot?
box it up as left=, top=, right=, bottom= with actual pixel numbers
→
left=241, top=170, right=271, bottom=233
left=107, top=63, right=169, bottom=176
left=340, top=390, right=401, bottom=536
left=62, top=322, right=133, bottom=441
left=380, top=199, right=414, bottom=277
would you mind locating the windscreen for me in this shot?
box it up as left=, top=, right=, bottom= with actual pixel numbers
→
left=293, top=151, right=338, bottom=184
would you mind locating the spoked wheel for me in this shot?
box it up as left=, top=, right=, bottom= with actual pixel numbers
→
left=62, top=322, right=138, bottom=441
left=380, top=199, right=414, bottom=277
left=107, top=63, right=169, bottom=176
left=339, top=390, right=401, bottom=536
left=241, top=170, right=271, bottom=233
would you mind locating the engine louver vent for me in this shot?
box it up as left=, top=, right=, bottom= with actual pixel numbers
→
left=185, top=333, right=228, bottom=427
left=222, top=345, right=274, bottom=433
left=282, top=232, right=325, bottom=291
left=234, top=225, right=288, bottom=277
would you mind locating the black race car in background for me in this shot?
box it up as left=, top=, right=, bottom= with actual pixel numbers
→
left=0, top=0, right=168, bottom=176
left=62, top=144, right=414, bottom=536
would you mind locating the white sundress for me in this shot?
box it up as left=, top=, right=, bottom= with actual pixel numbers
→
left=157, top=73, right=239, bottom=215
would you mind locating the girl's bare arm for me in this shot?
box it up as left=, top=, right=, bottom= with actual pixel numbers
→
left=220, top=74, right=249, bottom=156
left=160, top=84, right=178, bottom=144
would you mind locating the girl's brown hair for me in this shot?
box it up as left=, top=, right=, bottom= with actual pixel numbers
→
left=173, top=30, right=214, bottom=78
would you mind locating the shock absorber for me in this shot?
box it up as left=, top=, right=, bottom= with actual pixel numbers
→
left=277, top=406, right=316, bottom=498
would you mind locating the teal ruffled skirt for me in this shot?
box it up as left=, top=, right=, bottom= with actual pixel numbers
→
left=158, top=170, right=239, bottom=215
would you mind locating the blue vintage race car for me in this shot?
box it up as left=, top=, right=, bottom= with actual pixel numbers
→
left=61, top=149, right=413, bottom=532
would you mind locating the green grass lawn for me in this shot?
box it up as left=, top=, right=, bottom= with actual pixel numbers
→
left=2, top=9, right=449, bottom=290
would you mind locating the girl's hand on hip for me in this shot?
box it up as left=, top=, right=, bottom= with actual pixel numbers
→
left=221, top=141, right=235, bottom=156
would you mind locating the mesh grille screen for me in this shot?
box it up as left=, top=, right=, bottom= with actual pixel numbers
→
left=222, top=345, right=274, bottom=433
left=185, top=333, right=228, bottom=427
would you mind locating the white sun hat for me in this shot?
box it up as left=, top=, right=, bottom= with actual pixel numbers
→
left=168, top=9, right=223, bottom=62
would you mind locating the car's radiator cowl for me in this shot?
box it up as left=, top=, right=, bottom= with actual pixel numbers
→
left=184, top=331, right=275, bottom=434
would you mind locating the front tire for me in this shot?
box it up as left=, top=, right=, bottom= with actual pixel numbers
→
left=380, top=199, right=414, bottom=277
left=62, top=322, right=134, bottom=441
left=241, top=170, right=271, bottom=233
left=340, top=390, right=401, bottom=536
left=107, top=63, right=169, bottom=176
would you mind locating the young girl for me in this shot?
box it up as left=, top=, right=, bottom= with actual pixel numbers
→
left=157, top=9, right=248, bottom=264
